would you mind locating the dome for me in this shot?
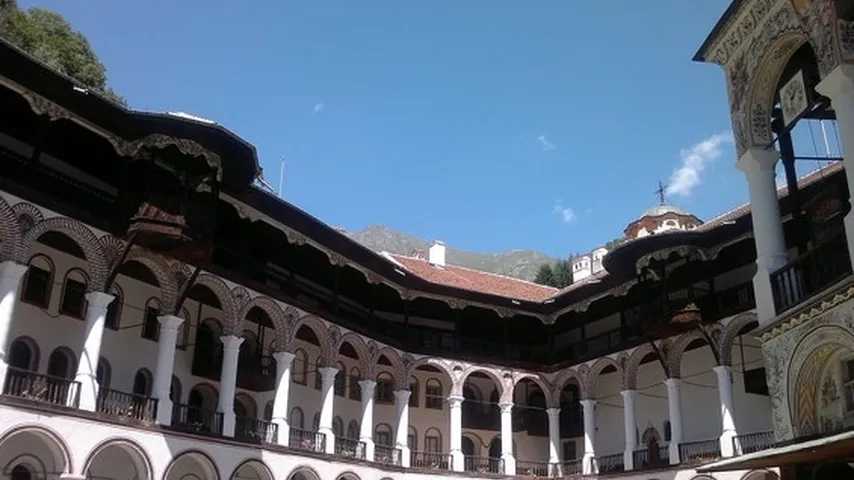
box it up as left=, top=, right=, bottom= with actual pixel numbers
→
left=643, top=204, right=689, bottom=217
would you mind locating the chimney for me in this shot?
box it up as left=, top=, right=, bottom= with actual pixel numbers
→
left=429, top=241, right=446, bottom=267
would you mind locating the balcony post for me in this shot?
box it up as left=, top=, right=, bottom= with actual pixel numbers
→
left=499, top=402, right=516, bottom=475
left=448, top=394, right=465, bottom=472
left=271, top=351, right=295, bottom=446
left=546, top=407, right=562, bottom=470
left=0, top=261, right=28, bottom=394
left=218, top=335, right=244, bottom=436
left=621, top=390, right=638, bottom=470
left=358, top=379, right=377, bottom=461
left=665, top=378, right=683, bottom=464
left=713, top=365, right=737, bottom=457
left=394, top=389, right=412, bottom=467
left=318, top=366, right=339, bottom=454
left=74, top=291, right=114, bottom=411
left=580, top=399, right=597, bottom=474
left=736, top=147, right=787, bottom=325
left=152, top=314, right=184, bottom=425
left=817, top=64, right=854, bottom=269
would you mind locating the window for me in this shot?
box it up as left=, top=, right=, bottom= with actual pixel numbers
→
left=21, top=255, right=53, bottom=308
left=294, top=349, right=308, bottom=385
left=842, top=358, right=854, bottom=415
left=314, top=357, right=323, bottom=390
left=11, top=465, right=32, bottom=480
left=375, top=424, right=393, bottom=447
left=59, top=269, right=87, bottom=319
left=290, top=407, right=305, bottom=430
left=8, top=337, right=38, bottom=371
left=334, top=362, right=347, bottom=397
left=425, top=428, right=442, bottom=452
left=347, top=420, right=359, bottom=440
left=264, top=401, right=273, bottom=421
left=176, top=308, right=191, bottom=350
left=312, top=413, right=320, bottom=431
left=376, top=373, right=394, bottom=404
left=141, top=298, right=161, bottom=341
left=47, top=347, right=75, bottom=379
left=744, top=367, right=770, bottom=396
left=133, top=369, right=152, bottom=396
left=425, top=378, right=443, bottom=409
left=409, top=376, right=419, bottom=407
left=105, top=285, right=122, bottom=330
left=408, top=426, right=417, bottom=451
left=663, top=420, right=672, bottom=442
left=96, top=357, right=111, bottom=389
left=333, top=416, right=344, bottom=437
left=349, top=367, right=362, bottom=400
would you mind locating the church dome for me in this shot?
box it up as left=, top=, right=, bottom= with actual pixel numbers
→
left=643, top=204, right=689, bottom=217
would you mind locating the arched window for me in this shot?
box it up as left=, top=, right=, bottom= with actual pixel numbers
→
left=334, top=362, right=347, bottom=397
left=192, top=318, right=223, bottom=378
left=59, top=268, right=88, bottom=319
left=347, top=420, right=359, bottom=440
left=141, top=297, right=161, bottom=340
left=409, top=376, right=419, bottom=407
left=96, top=357, right=111, bottom=389
left=176, top=307, right=192, bottom=350
left=314, top=357, right=323, bottom=390
left=408, top=425, right=418, bottom=452
left=425, top=378, right=443, bottom=409
left=290, top=407, right=305, bottom=429
left=664, top=420, right=672, bottom=442
left=170, top=375, right=182, bottom=403
left=47, top=347, right=75, bottom=379
left=349, top=367, right=362, bottom=400
left=293, top=349, right=308, bottom=385
left=333, top=416, right=344, bottom=437
left=21, top=254, right=53, bottom=308
left=264, top=401, right=273, bottom=420
left=375, top=423, right=393, bottom=446
left=11, top=465, right=32, bottom=480
left=8, top=336, right=39, bottom=371
left=376, top=372, right=394, bottom=404
left=425, top=427, right=442, bottom=452
left=105, top=284, right=122, bottom=330
left=312, top=412, right=320, bottom=431
left=133, top=368, right=152, bottom=396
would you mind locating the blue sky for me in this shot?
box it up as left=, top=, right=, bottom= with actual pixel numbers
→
left=22, top=1, right=780, bottom=257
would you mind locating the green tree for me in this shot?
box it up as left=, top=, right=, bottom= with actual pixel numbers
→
left=552, top=259, right=573, bottom=288
left=0, top=0, right=125, bottom=104
left=534, top=263, right=555, bottom=287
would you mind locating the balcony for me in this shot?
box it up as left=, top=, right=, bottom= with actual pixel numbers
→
left=771, top=233, right=852, bottom=314
left=515, top=460, right=551, bottom=477
left=732, top=430, right=775, bottom=456
left=170, top=403, right=223, bottom=436
left=289, top=427, right=325, bottom=453
left=632, top=445, right=669, bottom=471
left=235, top=416, right=278, bottom=444
left=334, top=437, right=366, bottom=460
left=464, top=456, right=504, bottom=475
left=96, top=388, right=157, bottom=424
left=593, top=452, right=624, bottom=474
left=2, top=367, right=79, bottom=409
left=678, top=438, right=721, bottom=465
left=410, top=451, right=452, bottom=471
left=374, top=445, right=402, bottom=466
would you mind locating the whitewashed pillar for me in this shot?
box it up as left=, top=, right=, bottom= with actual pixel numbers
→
left=817, top=64, right=854, bottom=269
left=580, top=399, right=597, bottom=474
left=714, top=366, right=737, bottom=457
left=448, top=394, right=465, bottom=471
left=218, top=335, right=244, bottom=436
left=621, top=390, right=638, bottom=470
left=359, top=379, right=377, bottom=461
left=499, top=402, right=516, bottom=475
left=546, top=407, right=562, bottom=475
left=74, top=291, right=114, bottom=411
left=271, top=351, right=295, bottom=446
left=0, top=261, right=28, bottom=394
left=736, top=148, right=787, bottom=325
left=665, top=378, right=683, bottom=464
left=152, top=314, right=184, bottom=425
left=394, top=389, right=412, bottom=467
left=318, top=366, right=339, bottom=454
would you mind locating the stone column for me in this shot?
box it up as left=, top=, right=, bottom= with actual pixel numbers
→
left=218, top=335, right=244, bottom=437
left=499, top=402, right=516, bottom=475
left=394, top=389, right=412, bottom=467
left=152, top=314, right=184, bottom=425
left=359, top=379, right=377, bottom=461
left=448, top=394, right=465, bottom=472
left=0, top=261, right=28, bottom=394
left=714, top=366, right=737, bottom=457
left=580, top=399, right=597, bottom=474
left=546, top=408, right=562, bottom=475
left=736, top=147, right=787, bottom=325
left=318, top=366, right=339, bottom=454
left=621, top=390, right=638, bottom=470
left=665, top=378, right=683, bottom=464
left=271, top=351, right=295, bottom=446
left=74, top=291, right=114, bottom=411
left=817, top=64, right=854, bottom=269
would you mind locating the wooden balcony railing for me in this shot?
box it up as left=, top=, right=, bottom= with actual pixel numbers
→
left=732, top=431, right=775, bottom=456
left=235, top=416, right=278, bottom=444
left=632, top=446, right=668, bottom=470
left=771, top=234, right=852, bottom=314
left=679, top=439, right=721, bottom=465
left=410, top=451, right=452, bottom=470
left=3, top=367, right=80, bottom=408
left=334, top=437, right=366, bottom=460
left=594, top=452, right=624, bottom=473
left=170, top=403, right=223, bottom=436
left=289, top=427, right=325, bottom=453
left=464, top=456, right=504, bottom=475
left=374, top=445, right=402, bottom=466
left=96, top=387, right=157, bottom=424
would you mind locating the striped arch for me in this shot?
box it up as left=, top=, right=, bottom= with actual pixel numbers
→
left=193, top=274, right=238, bottom=333
left=405, top=356, right=455, bottom=381
left=624, top=342, right=668, bottom=390
left=122, top=250, right=179, bottom=314
left=585, top=356, right=623, bottom=399
left=513, top=372, right=556, bottom=408
left=289, top=314, right=330, bottom=361
left=237, top=296, right=290, bottom=352
left=372, top=346, right=408, bottom=389
left=456, top=365, right=508, bottom=403
left=11, top=202, right=43, bottom=236
left=336, top=332, right=372, bottom=373
left=22, top=216, right=108, bottom=291
left=668, top=328, right=721, bottom=378
left=552, top=367, right=587, bottom=401
left=719, top=312, right=759, bottom=367
left=0, top=195, right=23, bottom=262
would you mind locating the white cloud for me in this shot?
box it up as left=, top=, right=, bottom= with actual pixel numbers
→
left=313, top=103, right=325, bottom=114
left=665, top=132, right=732, bottom=197
left=537, top=135, right=556, bottom=152
left=553, top=203, right=576, bottom=224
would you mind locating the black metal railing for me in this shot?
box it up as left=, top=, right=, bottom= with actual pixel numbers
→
left=552, top=459, right=582, bottom=477
left=334, top=437, right=366, bottom=460
left=594, top=452, right=624, bottom=473
left=289, top=427, right=325, bottom=452
left=410, top=451, right=452, bottom=470
left=632, top=446, right=669, bottom=470
left=464, top=456, right=504, bottom=475
left=732, top=431, right=775, bottom=456
left=771, top=234, right=852, bottom=314
left=95, top=387, right=157, bottom=424
left=374, top=445, right=402, bottom=466
left=515, top=460, right=551, bottom=477
left=679, top=439, right=721, bottom=465
left=234, top=416, right=278, bottom=444
left=2, top=367, right=80, bottom=408
left=170, top=403, right=223, bottom=436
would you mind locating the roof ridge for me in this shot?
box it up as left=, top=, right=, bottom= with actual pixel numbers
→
left=390, top=253, right=559, bottom=291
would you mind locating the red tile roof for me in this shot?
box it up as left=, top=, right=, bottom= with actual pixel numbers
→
left=388, top=254, right=559, bottom=302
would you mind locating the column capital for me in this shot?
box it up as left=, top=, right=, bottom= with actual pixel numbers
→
left=318, top=366, right=339, bottom=381
left=816, top=64, right=854, bottom=99
left=664, top=377, right=681, bottom=388
left=84, top=291, right=115, bottom=309
left=272, top=350, right=295, bottom=365
left=358, top=379, right=377, bottom=390
left=499, top=402, right=513, bottom=413
left=579, top=398, right=597, bottom=408
left=620, top=389, right=638, bottom=398
left=0, top=260, right=28, bottom=280
left=736, top=147, right=778, bottom=175
left=712, top=365, right=732, bottom=375
left=447, top=394, right=464, bottom=406
left=157, top=314, right=184, bottom=331
left=220, top=334, right=244, bottom=351
left=545, top=407, right=560, bottom=417
left=393, top=389, right=411, bottom=403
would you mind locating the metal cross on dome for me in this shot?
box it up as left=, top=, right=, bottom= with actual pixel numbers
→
left=655, top=180, right=667, bottom=206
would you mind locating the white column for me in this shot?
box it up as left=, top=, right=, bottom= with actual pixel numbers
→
left=714, top=366, right=738, bottom=457
left=394, top=389, right=412, bottom=467
left=359, top=379, right=377, bottom=461
left=152, top=314, right=184, bottom=425
left=0, top=261, right=28, bottom=394
left=318, top=366, right=339, bottom=454
left=580, top=399, right=597, bottom=474
left=817, top=64, right=854, bottom=269
left=448, top=394, right=464, bottom=472
left=736, top=147, right=787, bottom=325
left=74, top=291, right=114, bottom=411
left=546, top=407, right=562, bottom=470
left=499, top=402, right=516, bottom=475
left=665, top=378, right=683, bottom=464
left=218, top=335, right=244, bottom=437
left=621, top=390, right=638, bottom=470
left=271, top=351, right=295, bottom=446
